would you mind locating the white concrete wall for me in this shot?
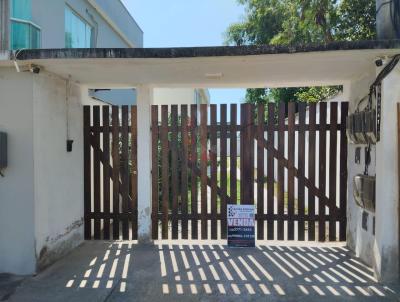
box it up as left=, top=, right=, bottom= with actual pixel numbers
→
left=345, top=63, right=400, bottom=282
left=375, top=63, right=400, bottom=281
left=136, top=86, right=153, bottom=242
left=32, top=72, right=84, bottom=270
left=0, top=68, right=36, bottom=275
left=0, top=68, right=84, bottom=274
left=343, top=72, right=378, bottom=276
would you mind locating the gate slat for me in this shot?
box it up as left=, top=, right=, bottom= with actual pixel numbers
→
left=151, top=106, right=159, bottom=239
left=190, top=105, right=198, bottom=239
left=83, top=106, right=91, bottom=240
left=297, top=103, right=306, bottom=241
left=210, top=105, right=218, bottom=239
left=267, top=103, right=275, bottom=240
left=121, top=106, right=129, bottom=240
left=131, top=106, right=138, bottom=240
left=257, top=104, right=265, bottom=240
left=112, top=106, right=120, bottom=239
left=339, top=102, right=348, bottom=241
left=230, top=104, right=238, bottom=205
left=318, top=102, right=327, bottom=241
left=277, top=103, right=285, bottom=240
left=200, top=104, right=208, bottom=239
left=103, top=106, right=111, bottom=240
left=93, top=106, right=101, bottom=240
left=329, top=102, right=338, bottom=241
left=161, top=105, right=169, bottom=239
left=180, top=105, right=189, bottom=239
left=241, top=103, right=254, bottom=206
left=171, top=105, right=179, bottom=239
left=308, top=104, right=317, bottom=241
left=220, top=105, right=228, bottom=239
left=288, top=102, right=295, bottom=240
left=238, top=104, right=244, bottom=204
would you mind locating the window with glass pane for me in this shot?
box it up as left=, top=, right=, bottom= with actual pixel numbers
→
left=10, top=0, right=40, bottom=49
left=65, top=6, right=93, bottom=48
left=11, top=21, right=40, bottom=49
left=11, top=0, right=32, bottom=20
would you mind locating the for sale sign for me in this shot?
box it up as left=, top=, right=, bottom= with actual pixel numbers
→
left=227, top=204, right=255, bottom=247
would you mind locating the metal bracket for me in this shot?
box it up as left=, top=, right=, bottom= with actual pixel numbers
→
left=355, top=147, right=361, bottom=164
left=376, top=84, right=382, bottom=142
left=365, top=146, right=371, bottom=167
left=362, top=211, right=368, bottom=231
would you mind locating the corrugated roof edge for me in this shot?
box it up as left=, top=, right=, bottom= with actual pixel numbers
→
left=8, top=39, right=400, bottom=61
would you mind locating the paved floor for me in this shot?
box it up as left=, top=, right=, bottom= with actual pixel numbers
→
left=3, top=241, right=400, bottom=301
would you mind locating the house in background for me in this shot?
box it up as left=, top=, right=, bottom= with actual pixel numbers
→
left=90, top=87, right=210, bottom=107
left=153, top=88, right=210, bottom=106
left=0, top=0, right=209, bottom=107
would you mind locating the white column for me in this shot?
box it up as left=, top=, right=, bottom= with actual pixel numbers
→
left=136, top=85, right=153, bottom=243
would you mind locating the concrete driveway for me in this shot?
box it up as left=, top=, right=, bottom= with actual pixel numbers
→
left=3, top=241, right=400, bottom=301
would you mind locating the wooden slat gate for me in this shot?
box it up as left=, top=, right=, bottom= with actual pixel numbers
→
left=84, top=105, right=138, bottom=240
left=151, top=102, right=348, bottom=241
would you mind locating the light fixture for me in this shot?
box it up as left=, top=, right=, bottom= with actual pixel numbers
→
left=205, top=73, right=223, bottom=79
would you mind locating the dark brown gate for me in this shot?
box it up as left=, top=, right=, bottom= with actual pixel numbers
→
left=151, top=102, right=348, bottom=242
left=84, top=105, right=138, bottom=240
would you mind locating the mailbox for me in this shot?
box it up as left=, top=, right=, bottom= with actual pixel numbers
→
left=353, top=174, right=375, bottom=212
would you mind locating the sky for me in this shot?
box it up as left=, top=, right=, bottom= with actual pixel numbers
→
left=121, top=0, right=247, bottom=105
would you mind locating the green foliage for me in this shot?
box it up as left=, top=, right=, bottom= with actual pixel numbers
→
left=225, top=0, right=286, bottom=46
left=244, top=86, right=340, bottom=105
left=335, top=0, right=376, bottom=41
left=226, top=0, right=376, bottom=104
left=295, top=86, right=342, bottom=103
left=245, top=88, right=270, bottom=104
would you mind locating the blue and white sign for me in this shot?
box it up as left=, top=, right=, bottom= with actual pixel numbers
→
left=227, top=204, right=255, bottom=247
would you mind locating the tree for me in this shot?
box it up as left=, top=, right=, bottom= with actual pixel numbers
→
left=225, top=0, right=376, bottom=104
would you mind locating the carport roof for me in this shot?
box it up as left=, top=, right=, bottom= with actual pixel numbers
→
left=8, top=40, right=400, bottom=60
left=0, top=40, right=399, bottom=88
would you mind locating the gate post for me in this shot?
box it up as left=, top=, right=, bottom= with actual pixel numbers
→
left=136, top=85, right=154, bottom=243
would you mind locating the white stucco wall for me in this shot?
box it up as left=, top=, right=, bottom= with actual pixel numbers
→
left=344, top=73, right=377, bottom=270
left=0, top=68, right=36, bottom=275
left=0, top=68, right=84, bottom=274
left=136, top=86, right=153, bottom=242
left=345, top=62, right=400, bottom=282
left=375, top=63, right=400, bottom=281
left=32, top=73, right=84, bottom=270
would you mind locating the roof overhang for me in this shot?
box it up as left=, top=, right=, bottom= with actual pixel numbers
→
left=1, top=40, right=399, bottom=88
